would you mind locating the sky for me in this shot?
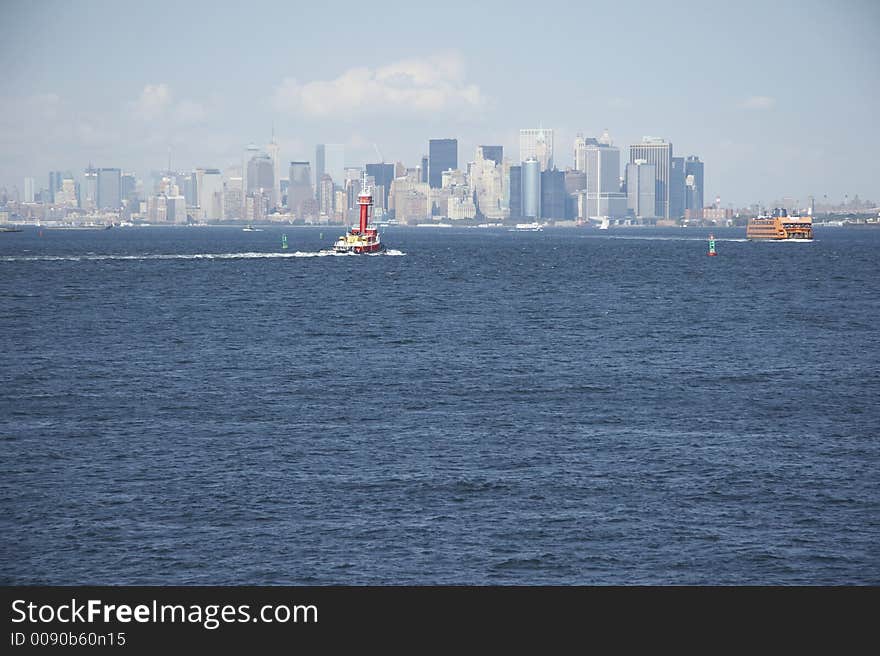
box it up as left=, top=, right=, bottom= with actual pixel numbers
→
left=1, top=0, right=878, bottom=207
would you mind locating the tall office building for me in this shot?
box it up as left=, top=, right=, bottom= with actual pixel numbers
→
left=580, top=135, right=626, bottom=218
left=477, top=145, right=503, bottom=166
left=625, top=161, right=656, bottom=219
left=670, top=156, right=685, bottom=219
left=288, top=161, right=313, bottom=217
left=508, top=165, right=522, bottom=219
left=81, top=166, right=97, bottom=209
left=471, top=147, right=505, bottom=220
left=23, top=177, right=35, bottom=203
left=540, top=169, right=566, bottom=219
left=97, top=168, right=121, bottom=209
left=242, top=143, right=260, bottom=213
left=366, top=163, right=395, bottom=210
left=420, top=156, right=429, bottom=184
left=198, top=168, right=224, bottom=220
left=318, top=174, right=334, bottom=216
left=520, top=128, right=554, bottom=171
left=521, top=158, right=542, bottom=219
left=629, top=137, right=672, bottom=219
left=685, top=156, right=704, bottom=219
left=428, top=139, right=457, bottom=189
left=315, top=144, right=345, bottom=191
left=49, top=171, right=63, bottom=198
left=121, top=173, right=137, bottom=206
left=247, top=154, right=275, bottom=202
left=267, top=133, right=281, bottom=211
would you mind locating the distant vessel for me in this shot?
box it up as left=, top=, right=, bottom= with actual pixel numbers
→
left=599, top=217, right=610, bottom=230
left=242, top=225, right=262, bottom=232
left=0, top=226, right=23, bottom=233
left=513, top=222, right=544, bottom=231
left=747, top=208, right=813, bottom=241
left=331, top=173, right=384, bottom=254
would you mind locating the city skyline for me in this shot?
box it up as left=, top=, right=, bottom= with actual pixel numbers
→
left=2, top=0, right=878, bottom=207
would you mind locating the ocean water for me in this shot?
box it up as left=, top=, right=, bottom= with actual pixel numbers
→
left=1, top=225, right=878, bottom=584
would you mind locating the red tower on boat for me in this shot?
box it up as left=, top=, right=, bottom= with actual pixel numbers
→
left=332, top=173, right=384, bottom=254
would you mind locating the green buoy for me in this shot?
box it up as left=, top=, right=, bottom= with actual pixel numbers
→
left=282, top=233, right=288, bottom=249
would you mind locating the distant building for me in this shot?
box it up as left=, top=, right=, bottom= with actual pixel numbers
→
left=470, top=147, right=506, bottom=220
left=23, top=177, right=35, bottom=203
left=288, top=161, right=314, bottom=219
left=508, top=165, right=523, bottom=219
left=629, top=137, right=672, bottom=219
left=522, top=158, right=541, bottom=219
left=267, top=134, right=280, bottom=211
left=198, top=169, right=224, bottom=220
left=121, top=173, right=137, bottom=206
left=580, top=133, right=626, bottom=218
left=670, top=156, right=685, bottom=219
left=224, top=176, right=243, bottom=220
left=97, top=168, right=121, bottom=209
left=626, top=161, right=656, bottom=220
left=685, top=156, right=704, bottom=220
left=477, top=145, right=503, bottom=166
left=318, top=174, right=334, bottom=216
left=428, top=139, right=457, bottom=189
left=315, top=144, right=345, bottom=193
left=247, top=154, right=275, bottom=208
left=540, top=169, right=566, bottom=219
left=81, top=166, right=97, bottom=209
left=520, top=128, right=554, bottom=171
left=420, top=155, right=429, bottom=184
left=366, top=163, right=395, bottom=209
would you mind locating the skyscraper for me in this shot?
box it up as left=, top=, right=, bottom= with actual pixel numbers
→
left=97, top=168, right=121, bottom=209
left=477, top=145, right=503, bottom=166
left=315, top=144, right=345, bottom=191
left=198, top=168, right=224, bottom=220
left=288, top=161, right=313, bottom=218
left=580, top=135, right=626, bottom=218
left=267, top=132, right=280, bottom=211
left=625, top=161, right=656, bottom=219
left=519, top=128, right=554, bottom=171
left=82, top=166, right=97, bottom=209
left=366, top=163, right=395, bottom=210
left=629, top=138, right=672, bottom=219
left=248, top=154, right=275, bottom=210
left=23, top=177, right=35, bottom=203
left=685, top=156, right=704, bottom=219
left=428, top=139, right=457, bottom=189
left=521, top=158, right=542, bottom=219
left=420, top=156, right=429, bottom=184
left=508, top=165, right=522, bottom=219
left=540, top=169, right=566, bottom=219
left=670, top=156, right=685, bottom=219
left=121, top=173, right=137, bottom=206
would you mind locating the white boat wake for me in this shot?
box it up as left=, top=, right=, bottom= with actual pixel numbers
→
left=0, top=250, right=406, bottom=263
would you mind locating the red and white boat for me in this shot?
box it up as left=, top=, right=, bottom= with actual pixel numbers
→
left=332, top=174, right=384, bottom=254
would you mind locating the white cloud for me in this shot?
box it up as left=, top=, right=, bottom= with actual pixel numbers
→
left=739, top=95, right=776, bottom=110
left=131, top=83, right=172, bottom=120
left=272, top=53, right=486, bottom=118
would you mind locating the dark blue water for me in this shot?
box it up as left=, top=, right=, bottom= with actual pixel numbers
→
left=1, top=225, right=878, bottom=584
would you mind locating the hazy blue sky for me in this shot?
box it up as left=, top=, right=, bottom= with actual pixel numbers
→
left=2, top=0, right=878, bottom=206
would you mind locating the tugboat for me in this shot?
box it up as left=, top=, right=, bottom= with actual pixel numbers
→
left=332, top=173, right=384, bottom=254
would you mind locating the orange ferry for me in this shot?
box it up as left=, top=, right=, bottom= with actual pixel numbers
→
left=746, top=208, right=813, bottom=241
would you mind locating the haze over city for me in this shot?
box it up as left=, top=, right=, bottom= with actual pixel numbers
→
left=2, top=0, right=878, bottom=207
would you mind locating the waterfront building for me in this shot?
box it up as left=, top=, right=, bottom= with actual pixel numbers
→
left=366, top=163, right=395, bottom=209
left=319, top=174, right=334, bottom=216
left=477, top=145, right=503, bottom=166
left=685, top=156, right=704, bottom=220
left=197, top=168, right=224, bottom=220
left=224, top=176, right=243, bottom=220
left=625, top=160, right=656, bottom=220
left=428, top=139, right=458, bottom=189
left=23, top=177, right=35, bottom=203
left=508, top=165, right=523, bottom=219
left=97, top=168, right=121, bottom=209
left=288, top=161, right=314, bottom=219
left=81, top=166, right=97, bottom=209
left=520, top=128, right=554, bottom=171
left=629, top=137, right=672, bottom=219
left=540, top=169, right=566, bottom=220
left=315, top=144, right=345, bottom=193
left=670, top=156, right=686, bottom=219
left=247, top=154, right=275, bottom=208
left=522, top=157, right=542, bottom=219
